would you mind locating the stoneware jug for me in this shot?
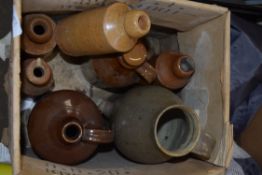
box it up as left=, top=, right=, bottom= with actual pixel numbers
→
left=22, top=58, right=54, bottom=97
left=112, top=86, right=215, bottom=164
left=22, top=14, right=56, bottom=57
left=56, top=3, right=151, bottom=56
left=155, top=52, right=195, bottom=90
left=28, top=90, right=113, bottom=165
left=81, top=42, right=156, bottom=89
left=81, top=56, right=141, bottom=89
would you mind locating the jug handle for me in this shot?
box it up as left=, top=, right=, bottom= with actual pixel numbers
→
left=82, top=129, right=113, bottom=144
left=136, top=62, right=157, bottom=83
left=191, top=131, right=216, bottom=160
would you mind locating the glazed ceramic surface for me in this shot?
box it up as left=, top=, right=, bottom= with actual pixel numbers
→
left=22, top=14, right=56, bottom=56
left=112, top=86, right=201, bottom=164
left=22, top=58, right=54, bottom=97
left=119, top=42, right=156, bottom=83
left=28, top=90, right=113, bottom=165
left=56, top=3, right=151, bottom=56
left=155, top=52, right=195, bottom=90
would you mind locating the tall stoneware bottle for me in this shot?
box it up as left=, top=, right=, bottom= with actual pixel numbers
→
left=56, top=3, right=151, bottom=56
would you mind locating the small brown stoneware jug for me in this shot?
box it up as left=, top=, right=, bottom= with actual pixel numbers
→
left=28, top=90, right=113, bottom=165
left=22, top=58, right=54, bottom=97
left=82, top=56, right=140, bottom=89
left=112, top=86, right=215, bottom=164
left=81, top=42, right=156, bottom=89
left=22, top=14, right=56, bottom=57
left=155, top=52, right=195, bottom=90
left=56, top=3, right=151, bottom=56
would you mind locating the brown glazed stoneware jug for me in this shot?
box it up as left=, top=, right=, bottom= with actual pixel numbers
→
left=28, top=90, right=113, bottom=165
left=22, top=14, right=56, bottom=57
left=81, top=56, right=141, bottom=89
left=22, top=58, right=54, bottom=97
left=81, top=42, right=156, bottom=89
left=155, top=52, right=195, bottom=90
left=55, top=3, right=151, bottom=56
left=112, top=86, right=215, bottom=164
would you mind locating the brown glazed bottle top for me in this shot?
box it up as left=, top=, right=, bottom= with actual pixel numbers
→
left=22, top=58, right=54, bottom=97
left=119, top=42, right=147, bottom=69
left=118, top=42, right=157, bottom=83
left=25, top=58, right=52, bottom=86
left=22, top=14, right=56, bottom=56
left=24, top=15, right=53, bottom=43
left=28, top=90, right=113, bottom=165
left=156, top=52, right=195, bottom=90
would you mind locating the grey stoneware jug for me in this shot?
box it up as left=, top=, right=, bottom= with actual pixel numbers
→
left=111, top=86, right=215, bottom=164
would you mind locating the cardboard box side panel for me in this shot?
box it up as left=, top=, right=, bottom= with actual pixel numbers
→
left=222, top=12, right=231, bottom=130
left=214, top=12, right=233, bottom=168
left=21, top=156, right=226, bottom=175
left=216, top=122, right=233, bottom=168
left=22, top=0, right=106, bottom=13
left=22, top=0, right=227, bottom=31
left=207, top=13, right=233, bottom=167
left=10, top=1, right=22, bottom=175
left=185, top=13, right=233, bottom=168
left=177, top=13, right=231, bottom=167
left=119, top=0, right=228, bottom=31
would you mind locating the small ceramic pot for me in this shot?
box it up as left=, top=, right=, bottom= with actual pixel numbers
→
left=22, top=14, right=56, bottom=57
left=112, top=86, right=215, bottom=164
left=81, top=42, right=156, bottom=89
left=56, top=3, right=151, bottom=56
left=22, top=58, right=54, bottom=97
left=28, top=90, right=113, bottom=165
left=155, top=52, right=195, bottom=90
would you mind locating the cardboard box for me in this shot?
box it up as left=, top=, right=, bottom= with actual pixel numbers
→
left=10, top=0, right=233, bottom=174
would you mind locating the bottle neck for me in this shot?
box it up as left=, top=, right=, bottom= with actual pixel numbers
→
left=172, top=55, right=195, bottom=79
left=124, top=10, right=151, bottom=38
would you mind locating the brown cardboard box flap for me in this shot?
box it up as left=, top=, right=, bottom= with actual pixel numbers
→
left=21, top=156, right=226, bottom=175
left=22, top=0, right=227, bottom=31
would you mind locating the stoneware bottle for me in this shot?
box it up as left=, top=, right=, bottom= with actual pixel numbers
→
left=28, top=90, right=113, bottom=165
left=22, top=14, right=56, bottom=57
left=81, top=42, right=156, bottom=89
left=155, top=52, right=195, bottom=90
left=22, top=58, right=54, bottom=97
left=112, top=86, right=215, bottom=164
left=56, top=3, right=151, bottom=56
